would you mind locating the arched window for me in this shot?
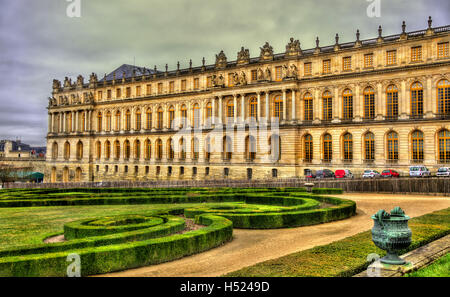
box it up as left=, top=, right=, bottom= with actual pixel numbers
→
left=168, top=105, right=175, bottom=129
left=63, top=167, right=69, bottom=183
left=51, top=167, right=57, bottom=183
left=206, top=103, right=212, bottom=123
left=364, top=87, right=375, bottom=120
left=410, top=82, right=424, bottom=118
left=157, top=107, right=164, bottom=129
left=192, top=103, right=200, bottom=128
left=97, top=112, right=102, bottom=132
left=134, top=140, right=140, bottom=160
left=249, top=97, right=258, bottom=121
left=269, top=134, right=281, bottom=162
left=273, top=95, right=283, bottom=120
left=124, top=140, right=130, bottom=160
left=387, top=131, right=399, bottom=161
left=105, top=140, right=111, bottom=160
left=167, top=138, right=174, bottom=160
left=304, top=93, right=313, bottom=121
left=192, top=137, right=199, bottom=160
left=411, top=130, right=424, bottom=161
left=342, top=89, right=353, bottom=120
left=304, top=134, right=313, bottom=162
left=437, top=79, right=450, bottom=115
left=125, top=110, right=131, bottom=131
left=322, top=91, right=332, bottom=121
left=115, top=111, right=121, bottom=131
left=106, top=111, right=112, bottom=132
left=386, top=85, right=399, bottom=119
left=75, top=168, right=82, bottom=182
left=223, top=136, right=232, bottom=161
left=364, top=133, right=375, bottom=161
left=114, top=140, right=120, bottom=159
left=135, top=109, right=142, bottom=131
left=323, top=134, right=332, bottom=162
left=438, top=129, right=450, bottom=162
left=343, top=133, right=353, bottom=161
left=180, top=105, right=187, bottom=128
left=146, top=108, right=152, bottom=130
left=156, top=139, right=163, bottom=160
left=179, top=138, right=186, bottom=160
left=226, top=100, right=234, bottom=123
left=245, top=135, right=256, bottom=161
left=96, top=141, right=101, bottom=160
left=64, top=142, right=70, bottom=160
left=76, top=141, right=83, bottom=160
left=52, top=142, right=58, bottom=160
left=144, top=139, right=151, bottom=160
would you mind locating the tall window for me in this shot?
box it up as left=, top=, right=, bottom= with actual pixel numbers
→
left=81, top=113, right=86, bottom=132
left=386, top=85, right=399, bottom=119
left=205, top=137, right=211, bottom=161
left=342, top=57, right=352, bottom=71
left=181, top=80, right=187, bottom=91
left=438, top=42, right=449, bottom=59
left=135, top=109, right=141, bottom=130
left=97, top=112, right=102, bottom=132
left=411, top=82, right=424, bottom=118
left=146, top=109, right=152, bottom=130
left=192, top=103, right=200, bottom=128
left=96, top=141, right=101, bottom=160
left=438, top=130, right=450, bottom=162
left=411, top=46, right=422, bottom=62
left=437, top=79, right=450, bottom=115
left=322, top=91, right=332, bottom=121
left=387, top=131, right=399, bottom=161
left=304, top=93, right=313, bottom=121
left=223, top=136, right=232, bottom=160
left=157, top=107, right=164, bottom=129
left=146, top=84, right=152, bottom=95
left=125, top=110, right=131, bottom=131
left=156, top=139, right=162, bottom=160
left=126, top=87, right=131, bottom=98
left=107, top=90, right=112, bottom=100
left=364, top=87, right=375, bottom=120
left=304, top=134, right=313, bottom=162
left=124, top=140, right=130, bottom=160
left=322, top=59, right=331, bottom=74
left=206, top=76, right=213, bottom=88
left=364, top=133, right=375, bottom=161
left=411, top=130, right=424, bottom=161
left=192, top=138, right=199, bottom=160
left=226, top=100, right=234, bottom=123
left=343, top=133, right=353, bottom=161
left=64, top=142, right=70, bottom=160
left=136, top=86, right=141, bottom=97
left=169, top=106, right=175, bottom=129
left=269, top=134, right=281, bottom=162
left=115, top=111, right=121, bottom=131
left=76, top=141, right=83, bottom=160
left=193, top=78, right=199, bottom=90
left=52, top=142, right=58, bottom=160
left=157, top=83, right=163, bottom=94
left=114, top=140, right=120, bottom=159
left=342, top=89, right=353, bottom=120
left=167, top=139, right=174, bottom=160
left=105, top=141, right=111, bottom=160
left=66, top=113, right=72, bottom=133
left=275, top=66, right=283, bottom=81
left=323, top=134, right=332, bottom=162
left=273, top=95, right=283, bottom=120
left=206, top=102, right=212, bottom=123
left=304, top=62, right=312, bottom=76
left=386, top=50, right=397, bottom=65
left=144, top=139, right=151, bottom=160
left=116, top=88, right=121, bottom=98
left=179, top=138, right=186, bottom=160
left=249, top=97, right=258, bottom=120
left=245, top=135, right=256, bottom=161
left=169, top=81, right=175, bottom=93
left=180, top=105, right=187, bottom=128
left=134, top=140, right=140, bottom=160
left=228, top=73, right=234, bottom=87
left=364, top=53, right=373, bottom=68
left=106, top=111, right=112, bottom=131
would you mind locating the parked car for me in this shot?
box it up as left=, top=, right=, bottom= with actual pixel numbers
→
left=305, top=170, right=316, bottom=179
left=436, top=167, right=450, bottom=177
left=335, top=169, right=354, bottom=179
left=362, top=170, right=381, bottom=178
left=315, top=169, right=335, bottom=179
left=381, top=169, right=400, bottom=178
left=409, top=166, right=431, bottom=177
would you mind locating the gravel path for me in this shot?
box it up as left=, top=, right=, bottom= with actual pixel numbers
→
left=99, top=194, right=450, bottom=277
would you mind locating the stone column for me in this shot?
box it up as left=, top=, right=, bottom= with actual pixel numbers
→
left=233, top=94, right=237, bottom=124
left=332, top=87, right=340, bottom=123
left=241, top=94, right=245, bottom=123
left=257, top=92, right=261, bottom=123
left=291, top=89, right=296, bottom=122
left=75, top=111, right=78, bottom=132
left=88, top=110, right=92, bottom=132
left=425, top=76, right=433, bottom=118
left=400, top=80, right=407, bottom=119
left=376, top=82, right=383, bottom=120
left=48, top=114, right=52, bottom=133
left=63, top=112, right=66, bottom=133
left=265, top=91, right=270, bottom=122
left=72, top=111, right=76, bottom=133
left=314, top=89, right=320, bottom=123
left=282, top=89, right=287, bottom=121
left=212, top=98, right=216, bottom=125
left=355, top=85, right=361, bottom=121
left=218, top=96, right=223, bottom=125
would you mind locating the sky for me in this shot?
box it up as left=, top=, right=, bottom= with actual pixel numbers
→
left=0, top=0, right=448, bottom=146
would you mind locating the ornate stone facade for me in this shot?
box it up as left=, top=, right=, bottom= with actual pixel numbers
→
left=46, top=20, right=450, bottom=182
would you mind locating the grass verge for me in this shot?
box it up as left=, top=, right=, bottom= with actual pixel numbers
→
left=405, top=253, right=450, bottom=277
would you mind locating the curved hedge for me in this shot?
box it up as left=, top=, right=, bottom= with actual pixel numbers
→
left=0, top=187, right=354, bottom=276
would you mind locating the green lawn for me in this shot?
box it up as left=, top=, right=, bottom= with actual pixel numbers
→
left=406, top=253, right=450, bottom=277
left=226, top=207, right=450, bottom=277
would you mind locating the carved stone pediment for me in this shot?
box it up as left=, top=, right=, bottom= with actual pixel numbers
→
left=215, top=50, right=227, bottom=69
left=259, top=42, right=274, bottom=61
left=237, top=47, right=250, bottom=65
left=285, top=38, right=301, bottom=57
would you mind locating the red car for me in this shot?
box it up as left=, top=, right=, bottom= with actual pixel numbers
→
left=381, top=169, right=400, bottom=178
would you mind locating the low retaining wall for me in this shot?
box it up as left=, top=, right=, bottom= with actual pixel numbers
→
left=3, top=177, right=450, bottom=195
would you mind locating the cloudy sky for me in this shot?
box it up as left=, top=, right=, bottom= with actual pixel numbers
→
left=0, top=0, right=448, bottom=146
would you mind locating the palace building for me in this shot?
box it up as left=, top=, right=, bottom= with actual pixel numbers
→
left=46, top=18, right=450, bottom=182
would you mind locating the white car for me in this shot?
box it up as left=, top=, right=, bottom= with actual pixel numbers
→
left=436, top=167, right=450, bottom=177
left=409, top=166, right=431, bottom=177
left=362, top=170, right=381, bottom=178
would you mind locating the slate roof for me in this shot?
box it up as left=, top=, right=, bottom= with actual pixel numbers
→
left=100, top=64, right=160, bottom=82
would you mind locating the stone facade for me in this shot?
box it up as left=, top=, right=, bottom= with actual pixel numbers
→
left=46, top=20, right=450, bottom=183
